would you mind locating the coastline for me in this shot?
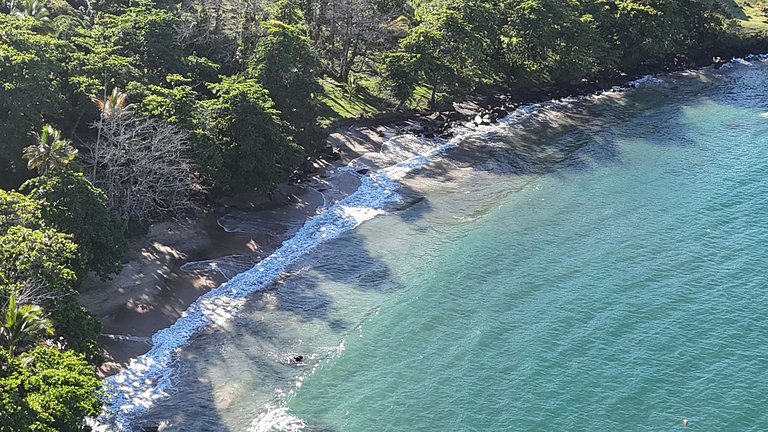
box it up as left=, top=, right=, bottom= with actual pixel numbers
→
left=80, top=43, right=768, bottom=378
left=79, top=123, right=399, bottom=377
left=82, top=52, right=768, bottom=431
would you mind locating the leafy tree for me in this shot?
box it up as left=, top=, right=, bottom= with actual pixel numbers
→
left=383, top=51, right=418, bottom=107
left=49, top=296, right=102, bottom=363
left=0, top=226, right=78, bottom=295
left=199, top=74, right=300, bottom=192
left=22, top=171, right=127, bottom=279
left=268, top=0, right=306, bottom=26
left=250, top=20, right=323, bottom=151
left=0, top=190, right=43, bottom=232
left=0, top=192, right=102, bottom=360
left=0, top=14, right=67, bottom=188
left=303, top=0, right=406, bottom=82
left=0, top=292, right=54, bottom=357
left=0, top=346, right=102, bottom=432
left=70, top=0, right=184, bottom=97
left=588, top=0, right=727, bottom=70
left=22, top=125, right=78, bottom=176
left=135, top=75, right=199, bottom=126
left=500, top=0, right=614, bottom=87
left=397, top=0, right=500, bottom=108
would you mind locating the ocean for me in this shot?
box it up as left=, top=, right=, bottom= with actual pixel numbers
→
left=95, top=58, right=768, bottom=431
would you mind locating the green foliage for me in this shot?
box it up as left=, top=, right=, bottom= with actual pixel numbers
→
left=200, top=75, right=300, bottom=192
left=0, top=190, right=102, bottom=361
left=250, top=20, right=323, bottom=151
left=398, top=0, right=500, bottom=107
left=0, top=14, right=67, bottom=188
left=70, top=0, right=184, bottom=97
left=22, top=125, right=78, bottom=176
left=0, top=226, right=78, bottom=294
left=0, top=293, right=54, bottom=357
left=0, top=190, right=44, bottom=232
left=268, top=0, right=306, bottom=25
left=22, top=171, right=127, bottom=279
left=49, top=296, right=102, bottom=363
left=383, top=52, right=418, bottom=106
left=587, top=0, right=729, bottom=70
left=0, top=346, right=102, bottom=432
left=501, top=0, right=614, bottom=86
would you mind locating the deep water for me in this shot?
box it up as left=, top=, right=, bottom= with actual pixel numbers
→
left=126, top=59, right=768, bottom=431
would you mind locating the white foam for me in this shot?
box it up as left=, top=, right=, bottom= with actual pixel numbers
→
left=247, top=405, right=307, bottom=432
left=629, top=74, right=664, bottom=87
left=88, top=139, right=458, bottom=431
left=91, top=62, right=725, bottom=430
left=720, top=57, right=754, bottom=69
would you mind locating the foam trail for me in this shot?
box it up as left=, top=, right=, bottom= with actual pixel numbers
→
left=91, top=64, right=699, bottom=430
left=89, top=141, right=456, bottom=431
left=247, top=405, right=306, bottom=432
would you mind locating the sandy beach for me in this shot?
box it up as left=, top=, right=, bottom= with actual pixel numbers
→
left=79, top=123, right=397, bottom=376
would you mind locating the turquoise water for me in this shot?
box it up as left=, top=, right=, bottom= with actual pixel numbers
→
left=285, top=68, right=768, bottom=430
left=136, top=62, right=768, bottom=431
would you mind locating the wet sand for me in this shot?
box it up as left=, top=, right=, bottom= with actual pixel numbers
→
left=79, top=123, right=396, bottom=377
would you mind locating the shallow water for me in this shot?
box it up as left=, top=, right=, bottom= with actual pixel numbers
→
left=124, top=60, right=768, bottom=431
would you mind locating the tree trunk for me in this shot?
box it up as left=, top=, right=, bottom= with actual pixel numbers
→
left=429, top=85, right=437, bottom=111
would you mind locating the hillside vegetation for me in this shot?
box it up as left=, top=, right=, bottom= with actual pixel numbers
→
left=0, top=0, right=766, bottom=429
left=723, top=0, right=768, bottom=33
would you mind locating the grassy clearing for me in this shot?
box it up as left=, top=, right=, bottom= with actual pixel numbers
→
left=722, top=0, right=768, bottom=35
left=316, top=76, right=391, bottom=125
left=316, top=74, right=442, bottom=126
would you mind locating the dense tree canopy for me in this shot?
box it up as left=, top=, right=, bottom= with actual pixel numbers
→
left=0, top=14, right=67, bottom=188
left=200, top=74, right=300, bottom=192
left=250, top=20, right=322, bottom=150
left=0, top=346, right=102, bottom=432
left=22, top=172, right=126, bottom=279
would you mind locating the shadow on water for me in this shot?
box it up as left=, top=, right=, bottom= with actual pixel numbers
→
left=136, top=62, right=768, bottom=431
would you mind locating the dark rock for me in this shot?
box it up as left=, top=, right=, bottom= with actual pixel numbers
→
left=301, top=158, right=317, bottom=174
left=444, top=111, right=464, bottom=122
left=356, top=168, right=370, bottom=176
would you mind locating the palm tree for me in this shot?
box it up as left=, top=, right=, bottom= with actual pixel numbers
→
left=0, top=293, right=54, bottom=357
left=22, top=124, right=78, bottom=176
left=7, top=0, right=50, bottom=21
left=93, top=87, right=133, bottom=118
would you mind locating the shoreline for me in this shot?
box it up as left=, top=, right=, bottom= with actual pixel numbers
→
left=80, top=44, right=768, bottom=378
left=79, top=123, right=402, bottom=377
left=84, top=52, right=768, bottom=431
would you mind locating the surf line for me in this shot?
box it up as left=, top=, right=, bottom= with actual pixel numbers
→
left=88, top=140, right=457, bottom=431
left=89, top=63, right=690, bottom=431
